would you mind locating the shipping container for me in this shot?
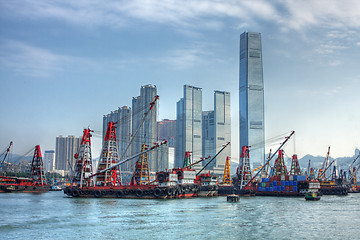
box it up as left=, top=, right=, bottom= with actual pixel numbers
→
left=281, top=181, right=285, bottom=186
left=293, top=186, right=297, bottom=192
left=285, top=181, right=289, bottom=186
left=289, top=175, right=293, bottom=181
left=285, top=175, right=289, bottom=181
left=293, top=181, right=297, bottom=186
left=281, top=175, right=285, bottom=181
left=273, top=180, right=277, bottom=186
left=289, top=181, right=293, bottom=186
left=281, top=186, right=285, bottom=191
left=293, top=175, right=298, bottom=181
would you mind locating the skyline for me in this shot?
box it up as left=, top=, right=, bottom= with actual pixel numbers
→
left=1, top=1, right=360, bottom=160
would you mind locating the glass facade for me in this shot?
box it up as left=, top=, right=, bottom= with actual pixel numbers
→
left=131, top=85, right=161, bottom=172
left=214, top=91, right=231, bottom=172
left=202, top=91, right=231, bottom=174
left=239, top=32, right=265, bottom=164
left=175, top=85, right=202, bottom=169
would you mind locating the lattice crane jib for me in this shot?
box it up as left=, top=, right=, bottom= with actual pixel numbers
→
left=222, top=156, right=231, bottom=186
left=238, top=146, right=252, bottom=189
left=132, top=143, right=150, bottom=185
left=73, top=128, right=93, bottom=187
left=273, top=150, right=287, bottom=176
left=289, top=154, right=301, bottom=175
left=318, top=146, right=331, bottom=180
left=31, top=145, right=47, bottom=185
left=96, top=122, right=121, bottom=186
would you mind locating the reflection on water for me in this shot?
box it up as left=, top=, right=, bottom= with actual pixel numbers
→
left=0, top=192, right=359, bottom=239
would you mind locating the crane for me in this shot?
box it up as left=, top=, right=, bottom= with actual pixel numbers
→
left=0, top=141, right=13, bottom=170
left=317, top=146, right=331, bottom=180
left=243, top=131, right=295, bottom=190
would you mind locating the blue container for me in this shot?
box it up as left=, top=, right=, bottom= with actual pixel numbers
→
left=285, top=181, right=289, bottom=186
left=281, top=186, right=285, bottom=191
left=262, top=187, right=266, bottom=192
left=281, top=181, right=285, bottom=186
left=269, top=182, right=273, bottom=187
left=297, top=175, right=306, bottom=181
left=293, top=181, right=297, bottom=186
left=265, top=178, right=270, bottom=182
left=273, top=186, right=277, bottom=191
left=265, top=187, right=269, bottom=191
left=289, top=181, right=293, bottom=186
left=258, top=187, right=262, bottom=191
left=293, top=186, right=298, bottom=192
left=262, top=178, right=265, bottom=182
left=293, top=175, right=298, bottom=181
left=273, top=180, right=277, bottom=186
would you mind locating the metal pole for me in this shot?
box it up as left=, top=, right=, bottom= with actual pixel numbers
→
left=196, top=142, right=230, bottom=176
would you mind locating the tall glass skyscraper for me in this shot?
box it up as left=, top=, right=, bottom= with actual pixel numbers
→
left=239, top=31, right=265, bottom=164
left=202, top=91, right=231, bottom=174
left=131, top=85, right=162, bottom=172
left=175, top=85, right=202, bottom=169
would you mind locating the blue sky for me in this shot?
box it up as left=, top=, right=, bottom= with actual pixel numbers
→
left=1, top=0, right=360, bottom=161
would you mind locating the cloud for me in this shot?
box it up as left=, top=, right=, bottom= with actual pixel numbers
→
left=328, top=60, right=341, bottom=67
left=2, top=0, right=360, bottom=34
left=0, top=40, right=70, bottom=77
left=357, top=42, right=360, bottom=47
left=315, top=42, right=347, bottom=55
left=157, top=42, right=215, bottom=69
left=279, top=0, right=360, bottom=31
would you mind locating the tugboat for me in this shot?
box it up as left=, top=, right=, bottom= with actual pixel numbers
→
left=305, top=181, right=321, bottom=201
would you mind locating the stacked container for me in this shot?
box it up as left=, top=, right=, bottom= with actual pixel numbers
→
left=257, top=175, right=307, bottom=193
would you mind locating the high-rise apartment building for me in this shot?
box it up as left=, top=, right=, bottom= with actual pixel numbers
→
left=202, top=91, right=231, bottom=174
left=175, top=85, right=202, bottom=169
left=157, top=119, right=176, bottom=147
left=44, top=150, right=55, bottom=171
left=55, top=136, right=81, bottom=172
left=131, top=85, right=162, bottom=172
left=239, top=31, right=265, bottom=164
left=103, top=106, right=132, bottom=172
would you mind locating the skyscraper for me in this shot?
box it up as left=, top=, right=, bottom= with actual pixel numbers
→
left=131, top=85, right=161, bottom=172
left=103, top=106, right=132, bottom=172
left=157, top=119, right=176, bottom=147
left=239, top=31, right=265, bottom=164
left=202, top=91, right=231, bottom=174
left=44, top=150, right=55, bottom=171
left=175, top=85, right=202, bottom=169
left=55, top=135, right=81, bottom=172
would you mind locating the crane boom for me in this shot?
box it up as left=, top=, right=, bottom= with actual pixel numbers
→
left=196, top=142, right=230, bottom=176
left=89, top=140, right=167, bottom=178
left=244, top=131, right=295, bottom=190
left=0, top=141, right=13, bottom=170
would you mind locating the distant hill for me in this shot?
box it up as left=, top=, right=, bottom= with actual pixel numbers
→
left=3, top=153, right=33, bottom=164
left=299, top=149, right=360, bottom=172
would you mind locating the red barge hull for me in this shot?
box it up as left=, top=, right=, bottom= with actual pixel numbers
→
left=64, top=184, right=199, bottom=199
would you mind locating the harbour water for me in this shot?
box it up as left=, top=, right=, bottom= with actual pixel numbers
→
left=1, top=192, right=359, bottom=239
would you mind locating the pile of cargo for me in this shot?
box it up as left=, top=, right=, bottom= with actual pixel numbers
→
left=256, top=175, right=308, bottom=196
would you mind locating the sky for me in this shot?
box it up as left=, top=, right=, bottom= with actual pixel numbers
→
left=0, top=0, right=360, bottom=161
